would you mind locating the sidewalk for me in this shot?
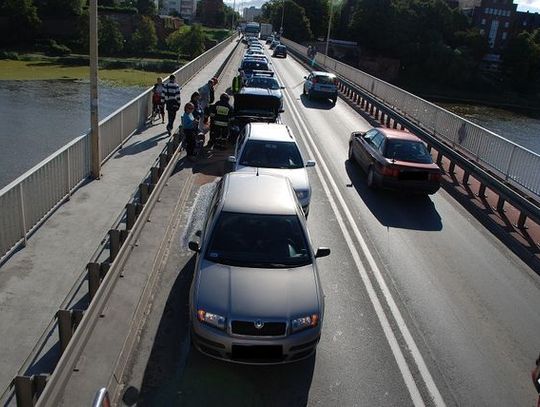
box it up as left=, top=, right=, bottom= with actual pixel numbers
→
left=0, top=40, right=239, bottom=395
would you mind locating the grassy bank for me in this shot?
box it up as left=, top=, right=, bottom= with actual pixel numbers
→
left=0, top=57, right=179, bottom=87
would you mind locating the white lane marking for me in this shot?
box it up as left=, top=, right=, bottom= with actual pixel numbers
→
left=274, top=63, right=446, bottom=407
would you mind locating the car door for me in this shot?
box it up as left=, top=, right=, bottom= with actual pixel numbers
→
left=366, top=131, right=386, bottom=173
left=234, top=127, right=249, bottom=170
left=355, top=129, right=379, bottom=171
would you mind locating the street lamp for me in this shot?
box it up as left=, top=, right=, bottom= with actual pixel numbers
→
left=325, top=0, right=334, bottom=57
left=280, top=0, right=285, bottom=36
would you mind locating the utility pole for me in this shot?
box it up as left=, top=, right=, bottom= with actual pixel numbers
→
left=325, top=0, right=334, bottom=57
left=89, top=0, right=100, bottom=179
left=232, top=0, right=236, bottom=30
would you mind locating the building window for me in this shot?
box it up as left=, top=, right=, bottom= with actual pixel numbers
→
left=482, top=18, right=486, bottom=25
left=504, top=21, right=509, bottom=28
left=502, top=32, right=507, bottom=40
left=480, top=29, right=485, bottom=35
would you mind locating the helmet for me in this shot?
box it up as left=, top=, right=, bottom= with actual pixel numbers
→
left=219, top=93, right=230, bottom=102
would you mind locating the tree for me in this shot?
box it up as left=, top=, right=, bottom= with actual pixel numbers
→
left=100, top=17, right=124, bottom=55
left=136, top=0, right=156, bottom=15
left=167, top=24, right=206, bottom=59
left=0, top=0, right=41, bottom=45
left=261, top=0, right=312, bottom=42
left=131, top=15, right=158, bottom=51
left=294, top=0, right=329, bottom=39
left=35, top=0, right=85, bottom=17
left=503, top=30, right=540, bottom=92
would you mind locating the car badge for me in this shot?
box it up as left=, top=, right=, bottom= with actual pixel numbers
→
left=254, top=320, right=264, bottom=329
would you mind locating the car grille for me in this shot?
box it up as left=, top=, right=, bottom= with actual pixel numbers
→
left=231, top=320, right=287, bottom=336
left=232, top=345, right=283, bottom=362
left=398, top=171, right=429, bottom=181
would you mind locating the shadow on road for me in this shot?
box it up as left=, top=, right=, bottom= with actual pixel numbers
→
left=299, top=94, right=334, bottom=110
left=114, top=131, right=170, bottom=158
left=136, top=256, right=316, bottom=407
left=345, top=159, right=443, bottom=231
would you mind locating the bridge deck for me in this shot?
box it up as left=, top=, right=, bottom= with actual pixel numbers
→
left=0, top=39, right=238, bottom=396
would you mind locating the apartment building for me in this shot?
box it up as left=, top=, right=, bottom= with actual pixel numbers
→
left=161, top=0, right=197, bottom=21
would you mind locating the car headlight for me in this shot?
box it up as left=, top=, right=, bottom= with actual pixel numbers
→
left=197, top=309, right=226, bottom=330
left=295, top=190, right=310, bottom=201
left=291, top=314, right=319, bottom=333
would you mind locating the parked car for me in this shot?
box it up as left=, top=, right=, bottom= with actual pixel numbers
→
left=189, top=172, right=330, bottom=364
left=303, top=71, right=338, bottom=105
left=240, top=59, right=271, bottom=80
left=230, top=87, right=283, bottom=140
left=244, top=74, right=284, bottom=108
left=273, top=44, right=287, bottom=58
left=245, top=49, right=265, bottom=58
left=348, top=128, right=442, bottom=194
left=228, top=122, right=316, bottom=214
left=270, top=40, right=280, bottom=50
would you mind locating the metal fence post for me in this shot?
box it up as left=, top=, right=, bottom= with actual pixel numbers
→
left=19, top=184, right=27, bottom=246
left=504, top=145, right=517, bottom=181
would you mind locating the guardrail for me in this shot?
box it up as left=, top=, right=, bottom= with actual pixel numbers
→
left=281, top=38, right=540, bottom=199
left=0, top=34, right=236, bottom=264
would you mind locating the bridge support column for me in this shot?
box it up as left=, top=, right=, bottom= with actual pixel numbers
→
left=14, top=374, right=48, bottom=407
left=496, top=196, right=506, bottom=213
left=109, top=229, right=121, bottom=261
left=477, top=183, right=487, bottom=199
left=448, top=161, right=456, bottom=175
left=463, top=171, right=470, bottom=186
left=139, top=183, right=150, bottom=205
left=517, top=212, right=528, bottom=229
left=436, top=151, right=443, bottom=166
left=159, top=153, right=168, bottom=176
left=126, top=203, right=136, bottom=230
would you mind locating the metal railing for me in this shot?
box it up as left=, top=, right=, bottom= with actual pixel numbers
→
left=0, top=34, right=235, bottom=263
left=282, top=38, right=540, bottom=199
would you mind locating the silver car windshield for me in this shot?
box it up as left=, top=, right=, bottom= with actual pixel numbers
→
left=239, top=140, right=304, bottom=169
left=205, top=213, right=310, bottom=268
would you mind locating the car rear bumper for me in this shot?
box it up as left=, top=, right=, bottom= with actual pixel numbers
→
left=377, top=174, right=440, bottom=194
left=191, top=321, right=321, bottom=364
left=309, top=89, right=338, bottom=99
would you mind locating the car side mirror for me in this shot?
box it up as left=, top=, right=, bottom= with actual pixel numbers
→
left=188, top=241, right=200, bottom=253
left=228, top=156, right=237, bottom=163
left=303, top=76, right=307, bottom=79
left=195, top=230, right=202, bottom=237
left=278, top=109, right=285, bottom=113
left=315, top=247, right=331, bottom=258
left=305, top=160, right=316, bottom=168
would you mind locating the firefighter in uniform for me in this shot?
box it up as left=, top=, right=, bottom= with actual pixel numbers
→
left=209, top=93, right=233, bottom=149
left=232, top=69, right=244, bottom=94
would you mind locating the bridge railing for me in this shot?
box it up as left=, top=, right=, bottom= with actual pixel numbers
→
left=282, top=38, right=540, bottom=198
left=0, top=34, right=235, bottom=263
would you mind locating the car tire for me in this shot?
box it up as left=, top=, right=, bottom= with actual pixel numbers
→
left=302, top=86, right=306, bottom=95
left=348, top=144, right=355, bottom=163
left=331, top=97, right=337, bottom=105
left=367, top=167, right=377, bottom=189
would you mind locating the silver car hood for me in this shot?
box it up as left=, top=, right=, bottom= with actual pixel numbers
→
left=235, top=166, right=310, bottom=193
left=194, top=260, right=320, bottom=319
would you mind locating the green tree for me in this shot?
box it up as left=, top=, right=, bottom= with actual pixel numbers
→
left=261, top=0, right=312, bottom=41
left=0, top=0, right=41, bottom=45
left=100, top=16, right=124, bottom=55
left=167, top=24, right=206, bottom=59
left=35, top=0, right=85, bottom=17
left=503, top=30, right=540, bottom=92
left=131, top=15, right=158, bottom=51
left=136, top=0, right=156, bottom=15
left=294, top=0, right=329, bottom=39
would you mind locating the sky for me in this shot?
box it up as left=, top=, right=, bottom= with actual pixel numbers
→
left=223, top=0, right=540, bottom=14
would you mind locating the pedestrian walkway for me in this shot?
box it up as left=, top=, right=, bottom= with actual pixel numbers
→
left=0, top=40, right=239, bottom=395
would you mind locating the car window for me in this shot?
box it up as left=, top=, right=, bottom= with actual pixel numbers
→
left=205, top=213, right=310, bottom=268
left=371, top=132, right=385, bottom=150
left=384, top=140, right=433, bottom=163
left=240, top=140, right=304, bottom=169
left=316, top=75, right=335, bottom=85
left=364, top=129, right=379, bottom=142
left=245, top=77, right=280, bottom=90
left=242, top=61, right=269, bottom=71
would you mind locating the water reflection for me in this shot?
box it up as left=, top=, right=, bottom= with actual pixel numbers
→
left=438, top=103, right=540, bottom=154
left=0, top=80, right=145, bottom=189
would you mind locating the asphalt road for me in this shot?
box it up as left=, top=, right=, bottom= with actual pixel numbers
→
left=122, top=41, right=540, bottom=407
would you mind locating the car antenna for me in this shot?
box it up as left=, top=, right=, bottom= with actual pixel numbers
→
left=256, top=167, right=259, bottom=176
left=392, top=152, right=396, bottom=164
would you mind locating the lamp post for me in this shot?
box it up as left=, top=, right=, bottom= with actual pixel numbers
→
left=280, top=0, right=285, bottom=36
left=89, top=0, right=100, bottom=179
left=325, top=0, right=335, bottom=57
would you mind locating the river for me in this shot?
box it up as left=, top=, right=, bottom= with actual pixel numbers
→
left=0, top=81, right=539, bottom=190
left=0, top=80, right=145, bottom=189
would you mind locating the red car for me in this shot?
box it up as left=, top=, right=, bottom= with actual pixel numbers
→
left=348, top=127, right=441, bottom=194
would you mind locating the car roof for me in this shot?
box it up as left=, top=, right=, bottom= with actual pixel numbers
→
left=275, top=44, right=286, bottom=48
left=222, top=173, right=298, bottom=215
left=377, top=128, right=423, bottom=142
left=247, top=122, right=294, bottom=142
left=311, top=71, right=336, bottom=77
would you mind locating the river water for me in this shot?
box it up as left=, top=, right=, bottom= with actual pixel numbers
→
left=0, top=81, right=539, bottom=189
left=0, top=80, right=145, bottom=189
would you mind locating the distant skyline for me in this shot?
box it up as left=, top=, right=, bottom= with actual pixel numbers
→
left=223, top=0, right=540, bottom=14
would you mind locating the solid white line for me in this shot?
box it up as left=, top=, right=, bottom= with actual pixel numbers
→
left=274, top=62, right=446, bottom=407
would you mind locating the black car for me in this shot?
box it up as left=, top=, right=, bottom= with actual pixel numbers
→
left=230, top=87, right=283, bottom=141
left=240, top=59, right=271, bottom=80
left=273, top=45, right=287, bottom=58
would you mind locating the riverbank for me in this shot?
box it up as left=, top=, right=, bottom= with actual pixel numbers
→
left=0, top=54, right=183, bottom=87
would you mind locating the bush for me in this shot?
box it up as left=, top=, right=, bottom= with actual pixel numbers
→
left=46, top=40, right=71, bottom=56
left=0, top=51, right=19, bottom=60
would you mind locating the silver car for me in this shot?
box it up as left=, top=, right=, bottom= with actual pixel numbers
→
left=188, top=173, right=330, bottom=364
left=228, top=123, right=315, bottom=215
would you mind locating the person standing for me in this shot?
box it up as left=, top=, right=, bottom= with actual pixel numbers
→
left=197, top=78, right=217, bottom=132
left=162, top=74, right=181, bottom=135
left=208, top=93, right=233, bottom=149
left=151, top=77, right=165, bottom=123
left=181, top=102, right=198, bottom=160
left=232, top=70, right=243, bottom=94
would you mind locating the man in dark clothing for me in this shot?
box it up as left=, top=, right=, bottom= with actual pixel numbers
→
left=161, top=74, right=181, bottom=135
left=208, top=93, right=233, bottom=149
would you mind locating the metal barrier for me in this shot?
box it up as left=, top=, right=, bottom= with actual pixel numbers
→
left=282, top=38, right=540, bottom=199
left=0, top=34, right=235, bottom=263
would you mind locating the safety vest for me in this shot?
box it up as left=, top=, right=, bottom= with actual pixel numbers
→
left=232, top=75, right=242, bottom=93
left=213, top=103, right=231, bottom=127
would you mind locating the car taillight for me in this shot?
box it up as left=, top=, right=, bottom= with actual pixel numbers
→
left=381, top=166, right=399, bottom=177
left=429, top=172, right=442, bottom=182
